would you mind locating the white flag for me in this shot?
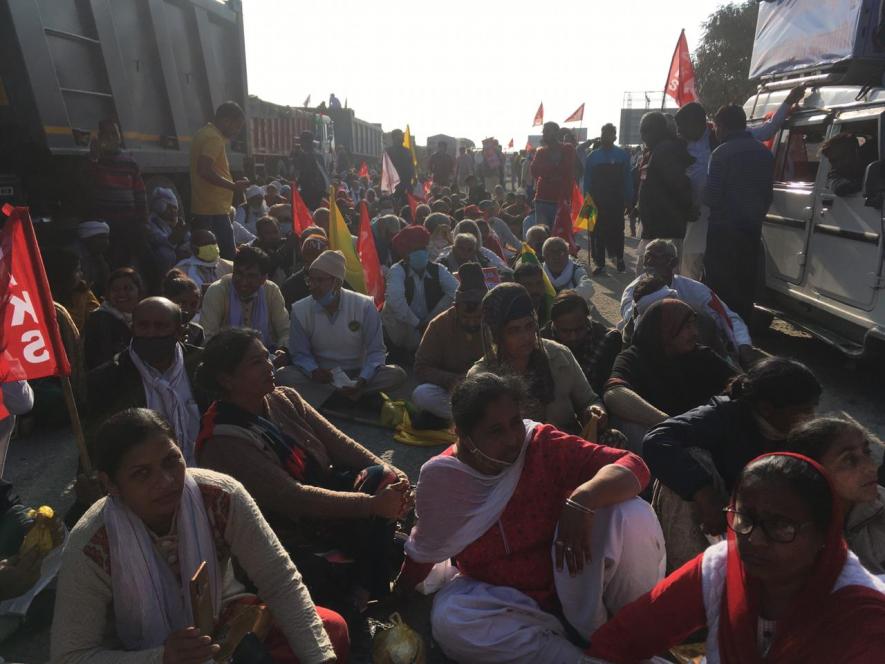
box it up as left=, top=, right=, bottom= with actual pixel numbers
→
left=381, top=151, right=400, bottom=194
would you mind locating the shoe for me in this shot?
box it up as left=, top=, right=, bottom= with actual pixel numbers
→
left=617, top=259, right=626, bottom=272
left=592, top=266, right=606, bottom=276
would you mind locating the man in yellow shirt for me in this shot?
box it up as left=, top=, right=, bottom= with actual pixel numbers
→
left=190, top=101, right=250, bottom=259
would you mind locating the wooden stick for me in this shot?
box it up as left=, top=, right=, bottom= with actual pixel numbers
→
left=60, top=376, right=91, bottom=473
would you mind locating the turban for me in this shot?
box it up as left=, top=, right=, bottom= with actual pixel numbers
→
left=150, top=187, right=178, bottom=214
left=77, top=220, right=110, bottom=239
left=391, top=225, right=430, bottom=259
left=463, top=204, right=481, bottom=219
left=245, top=184, right=264, bottom=200
left=310, top=250, right=346, bottom=282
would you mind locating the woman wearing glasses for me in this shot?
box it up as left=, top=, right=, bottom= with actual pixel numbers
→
left=585, top=453, right=885, bottom=663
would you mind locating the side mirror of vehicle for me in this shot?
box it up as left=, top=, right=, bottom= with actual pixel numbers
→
left=863, top=161, right=884, bottom=208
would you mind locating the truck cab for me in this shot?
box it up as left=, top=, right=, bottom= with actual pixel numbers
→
left=745, top=85, right=885, bottom=357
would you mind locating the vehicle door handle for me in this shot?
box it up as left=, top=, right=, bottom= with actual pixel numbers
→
left=821, top=197, right=835, bottom=209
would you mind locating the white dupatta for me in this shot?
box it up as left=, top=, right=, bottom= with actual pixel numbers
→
left=405, top=420, right=539, bottom=564
left=104, top=472, right=222, bottom=649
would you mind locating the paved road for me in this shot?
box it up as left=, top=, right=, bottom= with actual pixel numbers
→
left=2, top=235, right=883, bottom=662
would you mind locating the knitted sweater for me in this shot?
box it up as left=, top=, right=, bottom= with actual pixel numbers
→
left=50, top=468, right=335, bottom=664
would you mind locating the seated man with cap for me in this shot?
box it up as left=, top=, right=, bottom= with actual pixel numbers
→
left=412, top=263, right=487, bottom=421
left=147, top=187, right=189, bottom=284
left=175, top=228, right=233, bottom=291
left=235, top=184, right=269, bottom=234
left=75, top=220, right=111, bottom=298
left=200, top=245, right=290, bottom=359
left=278, top=250, right=407, bottom=408
left=381, top=225, right=459, bottom=353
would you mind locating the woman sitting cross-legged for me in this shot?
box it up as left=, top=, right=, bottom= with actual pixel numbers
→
left=585, top=453, right=885, bottom=663
left=469, top=282, right=620, bottom=442
left=787, top=415, right=885, bottom=575
left=395, top=372, right=665, bottom=664
left=194, top=328, right=412, bottom=619
left=50, top=408, right=348, bottom=664
left=603, top=297, right=736, bottom=451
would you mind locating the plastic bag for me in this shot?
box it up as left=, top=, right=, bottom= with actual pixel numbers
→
left=393, top=409, right=457, bottom=448
left=372, top=612, right=426, bottom=664
left=379, top=393, right=416, bottom=430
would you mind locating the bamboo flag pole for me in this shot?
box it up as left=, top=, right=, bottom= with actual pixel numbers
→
left=60, top=376, right=91, bottom=473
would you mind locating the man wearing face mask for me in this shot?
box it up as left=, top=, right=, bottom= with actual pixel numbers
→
left=412, top=263, right=488, bottom=422
left=382, top=226, right=459, bottom=353
left=175, top=229, right=233, bottom=291
left=87, top=297, right=205, bottom=465
left=199, top=246, right=290, bottom=360
left=278, top=250, right=406, bottom=408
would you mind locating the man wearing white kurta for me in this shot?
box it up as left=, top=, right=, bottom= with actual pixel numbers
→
left=277, top=250, right=406, bottom=408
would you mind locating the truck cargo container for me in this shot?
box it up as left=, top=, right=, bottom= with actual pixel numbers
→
left=0, top=0, right=248, bottom=216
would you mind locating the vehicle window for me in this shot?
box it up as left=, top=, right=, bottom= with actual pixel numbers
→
left=773, top=125, right=827, bottom=185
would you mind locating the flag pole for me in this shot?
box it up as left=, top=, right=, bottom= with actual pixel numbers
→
left=15, top=206, right=92, bottom=472
left=60, top=376, right=92, bottom=473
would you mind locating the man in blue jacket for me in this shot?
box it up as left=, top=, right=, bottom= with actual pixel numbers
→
left=584, top=123, right=634, bottom=274
left=703, top=105, right=774, bottom=323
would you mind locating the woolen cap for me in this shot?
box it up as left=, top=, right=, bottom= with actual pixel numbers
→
left=310, top=249, right=346, bottom=281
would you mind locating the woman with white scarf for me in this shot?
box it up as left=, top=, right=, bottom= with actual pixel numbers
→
left=394, top=372, right=665, bottom=664
left=51, top=408, right=348, bottom=663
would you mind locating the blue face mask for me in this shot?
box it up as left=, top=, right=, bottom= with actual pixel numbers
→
left=314, top=288, right=337, bottom=307
left=408, top=249, right=429, bottom=271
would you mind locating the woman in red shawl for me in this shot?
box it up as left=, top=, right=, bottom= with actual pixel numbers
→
left=586, top=452, right=885, bottom=663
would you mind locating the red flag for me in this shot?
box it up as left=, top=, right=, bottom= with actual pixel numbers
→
left=570, top=182, right=583, bottom=225
left=358, top=161, right=369, bottom=178
left=507, top=138, right=514, bottom=149
left=406, top=191, right=419, bottom=224
left=291, top=183, right=314, bottom=236
left=551, top=200, right=577, bottom=254
left=564, top=103, right=585, bottom=123
left=0, top=205, right=72, bottom=417
left=664, top=30, right=699, bottom=107
left=532, top=103, right=544, bottom=127
left=357, top=202, right=384, bottom=309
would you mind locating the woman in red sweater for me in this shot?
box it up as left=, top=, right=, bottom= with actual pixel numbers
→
left=586, top=452, right=885, bottom=663
left=395, top=372, right=664, bottom=663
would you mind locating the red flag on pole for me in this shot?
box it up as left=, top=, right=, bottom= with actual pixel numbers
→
left=406, top=191, right=419, bottom=224
left=0, top=205, right=72, bottom=416
left=358, top=161, right=369, bottom=178
left=551, top=200, right=577, bottom=254
left=664, top=30, right=699, bottom=107
left=532, top=103, right=544, bottom=127
left=564, top=103, right=585, bottom=123
left=507, top=138, right=514, bottom=149
left=357, top=202, right=384, bottom=309
left=291, top=183, right=314, bottom=236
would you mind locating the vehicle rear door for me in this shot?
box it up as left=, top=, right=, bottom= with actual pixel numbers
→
left=763, top=114, right=830, bottom=285
left=804, top=108, right=884, bottom=311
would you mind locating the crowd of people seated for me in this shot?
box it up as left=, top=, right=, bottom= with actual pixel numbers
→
left=2, top=100, right=884, bottom=663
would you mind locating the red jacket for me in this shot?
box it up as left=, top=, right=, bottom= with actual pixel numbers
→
left=530, top=143, right=576, bottom=203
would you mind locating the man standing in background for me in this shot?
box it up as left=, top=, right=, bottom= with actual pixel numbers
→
left=455, top=146, right=475, bottom=193
left=584, top=123, right=633, bottom=274
left=429, top=141, right=455, bottom=188
left=704, top=104, right=775, bottom=323
left=530, top=122, right=576, bottom=228
left=189, top=101, right=249, bottom=260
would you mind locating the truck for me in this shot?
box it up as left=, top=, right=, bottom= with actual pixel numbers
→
left=247, top=95, right=333, bottom=179
left=0, top=0, right=249, bottom=216
left=326, top=108, right=383, bottom=171
left=744, top=0, right=885, bottom=358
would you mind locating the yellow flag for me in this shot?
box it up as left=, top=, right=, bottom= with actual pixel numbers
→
left=403, top=125, right=418, bottom=177
left=327, top=188, right=366, bottom=293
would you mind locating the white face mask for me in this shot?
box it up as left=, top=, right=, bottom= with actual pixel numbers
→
left=462, top=435, right=517, bottom=470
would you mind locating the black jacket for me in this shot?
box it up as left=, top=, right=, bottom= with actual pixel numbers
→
left=642, top=396, right=781, bottom=501
left=638, top=137, right=694, bottom=240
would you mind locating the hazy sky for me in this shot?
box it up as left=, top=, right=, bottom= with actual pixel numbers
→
left=243, top=0, right=729, bottom=147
